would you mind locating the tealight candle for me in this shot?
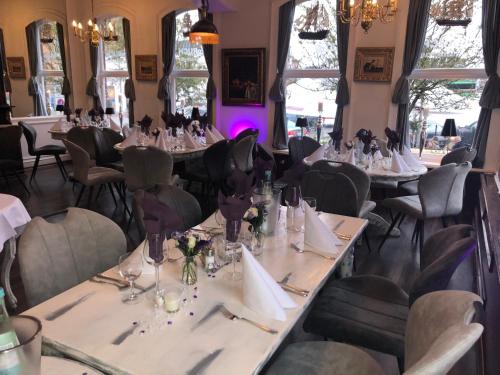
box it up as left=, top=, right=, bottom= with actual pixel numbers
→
left=164, top=292, right=181, bottom=313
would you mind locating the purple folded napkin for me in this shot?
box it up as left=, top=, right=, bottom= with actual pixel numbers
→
left=141, top=192, right=183, bottom=263
left=356, top=128, right=376, bottom=155
left=328, top=129, right=343, bottom=151
left=138, top=115, right=153, bottom=136
left=225, top=169, right=255, bottom=197
left=218, top=191, right=251, bottom=242
left=385, top=127, right=400, bottom=152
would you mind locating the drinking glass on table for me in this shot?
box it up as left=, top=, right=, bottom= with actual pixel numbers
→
left=285, top=185, right=301, bottom=232
left=119, top=254, right=143, bottom=304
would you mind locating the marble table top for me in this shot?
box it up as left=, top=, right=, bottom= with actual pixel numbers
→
left=25, top=209, right=367, bottom=375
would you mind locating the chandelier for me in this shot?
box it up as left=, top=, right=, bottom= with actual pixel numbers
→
left=430, top=0, right=474, bottom=27
left=71, top=0, right=118, bottom=46
left=338, top=0, right=398, bottom=33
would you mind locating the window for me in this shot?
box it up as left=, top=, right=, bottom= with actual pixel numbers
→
left=285, top=0, right=338, bottom=143
left=38, top=21, right=64, bottom=116
left=409, top=0, right=485, bottom=161
left=172, top=10, right=208, bottom=117
left=98, top=17, right=128, bottom=115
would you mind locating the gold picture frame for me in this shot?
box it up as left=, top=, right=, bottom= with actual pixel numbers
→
left=135, top=55, right=157, bottom=81
left=7, top=57, right=26, bottom=79
left=354, top=47, right=395, bottom=82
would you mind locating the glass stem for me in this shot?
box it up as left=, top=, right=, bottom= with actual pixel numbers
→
left=129, top=281, right=135, bottom=300
left=155, top=263, right=160, bottom=295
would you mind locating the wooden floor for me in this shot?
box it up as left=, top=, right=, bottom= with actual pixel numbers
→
left=0, top=162, right=477, bottom=374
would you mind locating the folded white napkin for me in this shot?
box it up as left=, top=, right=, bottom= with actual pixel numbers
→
left=242, top=246, right=297, bottom=321
left=304, top=203, right=342, bottom=252
left=120, top=127, right=139, bottom=148
left=50, top=118, right=64, bottom=131
left=155, top=132, right=169, bottom=151
left=205, top=129, right=219, bottom=144
left=401, top=146, right=423, bottom=170
left=184, top=131, right=200, bottom=149
left=110, top=118, right=122, bottom=132
left=346, top=148, right=356, bottom=165
left=304, top=145, right=326, bottom=166
left=373, top=150, right=384, bottom=161
left=391, top=151, right=411, bottom=173
left=211, top=127, right=225, bottom=141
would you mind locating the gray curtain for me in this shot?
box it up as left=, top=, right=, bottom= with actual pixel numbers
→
left=0, top=29, right=11, bottom=93
left=200, top=11, right=216, bottom=123
left=472, top=0, right=500, bottom=167
left=270, top=0, right=296, bottom=149
left=86, top=41, right=101, bottom=111
left=122, top=18, right=135, bottom=126
left=391, top=0, right=432, bottom=150
left=157, top=11, right=177, bottom=115
left=333, top=0, right=350, bottom=131
left=56, top=23, right=71, bottom=113
left=25, top=22, right=47, bottom=116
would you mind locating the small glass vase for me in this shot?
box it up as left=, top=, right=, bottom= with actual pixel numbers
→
left=182, top=256, right=197, bottom=285
left=250, top=230, right=264, bottom=256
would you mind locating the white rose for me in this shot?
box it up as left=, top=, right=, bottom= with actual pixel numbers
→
left=250, top=207, right=258, bottom=217
left=187, top=236, right=197, bottom=249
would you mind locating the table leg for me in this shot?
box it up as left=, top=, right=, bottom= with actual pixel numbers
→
left=1, top=237, right=18, bottom=309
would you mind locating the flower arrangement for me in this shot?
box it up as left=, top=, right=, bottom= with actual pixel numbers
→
left=138, top=115, right=153, bottom=135
left=176, top=233, right=211, bottom=285
left=356, top=128, right=377, bottom=154
left=243, top=203, right=266, bottom=234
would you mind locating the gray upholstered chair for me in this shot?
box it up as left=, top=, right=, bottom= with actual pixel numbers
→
left=66, top=126, right=98, bottom=161
left=288, top=136, right=321, bottom=165
left=92, top=128, right=124, bottom=172
left=302, top=225, right=476, bottom=371
left=63, top=139, right=126, bottom=208
left=18, top=208, right=127, bottom=307
left=379, top=162, right=472, bottom=252
left=227, top=135, right=257, bottom=173
left=132, top=186, right=202, bottom=240
left=266, top=290, right=483, bottom=375
left=400, top=146, right=477, bottom=195
left=122, top=146, right=176, bottom=192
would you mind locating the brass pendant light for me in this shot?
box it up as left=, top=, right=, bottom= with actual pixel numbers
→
left=189, top=0, right=220, bottom=45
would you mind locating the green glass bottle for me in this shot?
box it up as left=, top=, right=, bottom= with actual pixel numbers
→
left=0, top=288, right=21, bottom=375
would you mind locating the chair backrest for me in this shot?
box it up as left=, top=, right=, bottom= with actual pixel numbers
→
left=19, top=121, right=37, bottom=156
left=63, top=139, right=91, bottom=184
left=418, top=163, right=464, bottom=219
left=93, top=128, right=123, bottom=165
left=227, top=135, right=257, bottom=173
left=301, top=170, right=358, bottom=217
left=203, top=139, right=233, bottom=186
left=67, top=127, right=98, bottom=160
left=404, top=290, right=483, bottom=375
left=441, top=147, right=477, bottom=166
left=122, top=146, right=174, bottom=192
left=375, top=139, right=390, bottom=157
left=409, top=230, right=476, bottom=305
left=132, top=186, right=202, bottom=241
left=288, top=137, right=321, bottom=165
left=311, top=160, right=371, bottom=213
left=446, top=162, right=472, bottom=216
left=234, top=128, right=259, bottom=143
left=18, top=208, right=127, bottom=307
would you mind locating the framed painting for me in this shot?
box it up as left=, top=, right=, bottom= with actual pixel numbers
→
left=6, top=57, right=26, bottom=79
left=222, top=48, right=266, bottom=107
left=135, top=55, right=157, bottom=81
left=354, top=47, right=395, bottom=82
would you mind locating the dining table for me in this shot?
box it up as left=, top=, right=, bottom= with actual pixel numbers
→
left=113, top=142, right=209, bottom=163
left=0, top=193, right=31, bottom=309
left=41, top=356, right=104, bottom=375
left=24, top=207, right=367, bottom=375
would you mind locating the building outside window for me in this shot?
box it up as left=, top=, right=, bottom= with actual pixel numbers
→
left=409, top=0, right=485, bottom=161
left=172, top=10, right=208, bottom=118
left=285, top=0, right=338, bottom=143
left=38, top=21, right=64, bottom=116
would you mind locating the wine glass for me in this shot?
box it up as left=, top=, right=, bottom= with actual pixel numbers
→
left=119, top=254, right=143, bottom=304
left=284, top=185, right=301, bottom=232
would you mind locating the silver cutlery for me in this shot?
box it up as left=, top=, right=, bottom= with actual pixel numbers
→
left=220, top=306, right=278, bottom=335
left=187, top=349, right=224, bottom=375
left=290, top=242, right=335, bottom=260
left=332, top=220, right=345, bottom=232
left=89, top=277, right=128, bottom=290
left=277, top=273, right=309, bottom=297
left=45, top=292, right=95, bottom=321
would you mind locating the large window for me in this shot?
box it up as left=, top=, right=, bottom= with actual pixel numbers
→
left=173, top=10, right=208, bottom=117
left=38, top=21, right=64, bottom=116
left=285, top=0, right=338, bottom=143
left=98, top=17, right=128, bottom=114
left=409, top=0, right=485, bottom=159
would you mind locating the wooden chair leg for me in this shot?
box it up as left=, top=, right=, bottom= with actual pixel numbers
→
left=378, top=212, right=402, bottom=253
left=30, top=155, right=40, bottom=183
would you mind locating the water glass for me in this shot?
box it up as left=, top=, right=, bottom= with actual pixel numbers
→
left=284, top=185, right=301, bottom=232
left=119, top=254, right=143, bottom=304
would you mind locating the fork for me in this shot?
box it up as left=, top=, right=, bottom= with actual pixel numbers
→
left=277, top=272, right=309, bottom=297
left=220, top=306, right=278, bottom=334
left=290, top=242, right=335, bottom=260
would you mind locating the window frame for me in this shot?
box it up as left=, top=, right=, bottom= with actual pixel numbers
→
left=171, top=10, right=209, bottom=114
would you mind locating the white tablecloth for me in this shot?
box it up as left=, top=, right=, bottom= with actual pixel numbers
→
left=41, top=356, right=103, bottom=375
left=0, top=194, right=31, bottom=247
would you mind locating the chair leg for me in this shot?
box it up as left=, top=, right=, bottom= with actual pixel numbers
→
left=397, top=356, right=405, bottom=374
left=114, top=182, right=131, bottom=217
left=397, top=214, right=406, bottom=229
left=54, top=155, right=67, bottom=181
left=95, top=185, right=104, bottom=202
left=411, top=220, right=419, bottom=243
left=13, top=171, right=30, bottom=195
left=453, top=216, right=459, bottom=225
left=363, top=231, right=372, bottom=253
left=441, top=217, right=448, bottom=228
left=30, top=155, right=40, bottom=183
left=378, top=212, right=402, bottom=253
left=87, top=186, right=94, bottom=208
left=75, top=185, right=86, bottom=207
left=419, top=220, right=425, bottom=253
left=108, top=183, right=118, bottom=207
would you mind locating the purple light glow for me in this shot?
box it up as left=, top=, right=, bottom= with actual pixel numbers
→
left=229, top=119, right=266, bottom=143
